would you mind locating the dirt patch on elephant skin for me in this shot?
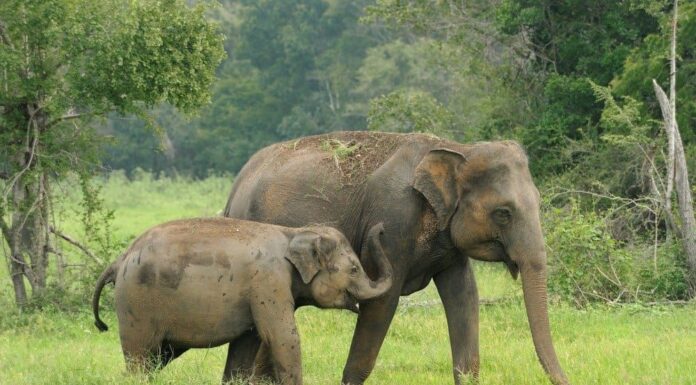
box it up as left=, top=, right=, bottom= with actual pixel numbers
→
left=138, top=262, right=156, bottom=287
left=279, top=131, right=447, bottom=185
left=257, top=179, right=304, bottom=221
left=215, top=253, right=232, bottom=269
left=159, top=265, right=184, bottom=290
left=187, top=252, right=214, bottom=266
left=152, top=218, right=259, bottom=240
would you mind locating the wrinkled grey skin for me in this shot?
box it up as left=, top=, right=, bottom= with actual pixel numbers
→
left=92, top=218, right=392, bottom=385
left=223, top=132, right=569, bottom=385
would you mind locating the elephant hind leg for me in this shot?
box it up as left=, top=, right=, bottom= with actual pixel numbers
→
left=120, top=325, right=165, bottom=373
left=222, top=332, right=276, bottom=384
left=122, top=348, right=159, bottom=373
left=222, top=329, right=262, bottom=383
left=157, top=341, right=188, bottom=368
left=122, top=343, right=186, bottom=373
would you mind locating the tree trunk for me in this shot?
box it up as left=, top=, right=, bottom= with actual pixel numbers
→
left=654, top=81, right=696, bottom=296
left=672, top=128, right=696, bottom=295
left=9, top=174, right=29, bottom=308
left=651, top=0, right=696, bottom=296
left=4, top=104, right=51, bottom=307
left=20, top=173, right=50, bottom=295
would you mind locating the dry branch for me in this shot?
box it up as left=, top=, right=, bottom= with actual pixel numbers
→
left=653, top=80, right=675, bottom=215
left=46, top=111, right=86, bottom=129
left=49, top=226, right=103, bottom=265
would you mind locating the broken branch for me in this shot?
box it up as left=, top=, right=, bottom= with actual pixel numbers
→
left=49, top=226, right=104, bottom=265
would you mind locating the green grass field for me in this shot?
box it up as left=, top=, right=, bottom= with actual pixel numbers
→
left=1, top=174, right=695, bottom=385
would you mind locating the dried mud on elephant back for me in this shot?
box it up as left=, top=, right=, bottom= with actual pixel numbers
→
left=281, top=131, right=437, bottom=186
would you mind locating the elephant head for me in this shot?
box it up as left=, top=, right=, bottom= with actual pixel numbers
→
left=413, top=142, right=568, bottom=385
left=286, top=223, right=393, bottom=312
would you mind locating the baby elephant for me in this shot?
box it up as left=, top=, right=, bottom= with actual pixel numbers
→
left=92, top=218, right=392, bottom=384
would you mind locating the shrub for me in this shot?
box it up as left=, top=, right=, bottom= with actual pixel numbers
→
left=543, top=197, right=687, bottom=306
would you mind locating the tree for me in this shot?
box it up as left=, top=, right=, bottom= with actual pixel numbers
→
left=0, top=0, right=224, bottom=308
left=651, top=0, right=696, bottom=295
left=362, top=0, right=533, bottom=142
left=495, top=0, right=663, bottom=175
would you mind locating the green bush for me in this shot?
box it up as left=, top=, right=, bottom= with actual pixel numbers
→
left=543, top=198, right=687, bottom=306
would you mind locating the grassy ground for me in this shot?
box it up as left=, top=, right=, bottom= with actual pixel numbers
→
left=1, top=173, right=695, bottom=385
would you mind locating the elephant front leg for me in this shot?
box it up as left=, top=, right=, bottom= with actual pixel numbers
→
left=434, top=258, right=480, bottom=385
left=341, top=292, right=400, bottom=385
left=251, top=300, right=302, bottom=385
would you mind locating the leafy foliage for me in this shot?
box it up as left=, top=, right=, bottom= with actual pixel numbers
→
left=367, top=90, right=454, bottom=136
left=544, top=198, right=687, bottom=306
left=612, top=1, right=696, bottom=145
left=495, top=0, right=664, bottom=173
left=0, top=0, right=225, bottom=180
left=0, top=0, right=224, bottom=306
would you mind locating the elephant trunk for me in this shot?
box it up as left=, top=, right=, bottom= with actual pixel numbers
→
left=520, top=260, right=569, bottom=385
left=350, top=223, right=393, bottom=301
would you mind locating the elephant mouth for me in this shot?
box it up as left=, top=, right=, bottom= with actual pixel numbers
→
left=490, top=240, right=519, bottom=280
left=463, top=241, right=517, bottom=279
left=344, top=292, right=360, bottom=314
left=505, top=259, right=519, bottom=280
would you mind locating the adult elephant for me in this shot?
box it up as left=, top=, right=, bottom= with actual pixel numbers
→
left=223, top=131, right=569, bottom=385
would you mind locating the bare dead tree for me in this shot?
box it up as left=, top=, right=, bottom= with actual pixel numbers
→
left=652, top=0, right=696, bottom=296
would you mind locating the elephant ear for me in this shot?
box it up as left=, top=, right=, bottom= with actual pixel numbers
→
left=286, top=231, right=337, bottom=284
left=413, top=149, right=467, bottom=230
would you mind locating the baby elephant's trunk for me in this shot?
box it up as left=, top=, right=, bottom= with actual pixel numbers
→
left=350, top=223, right=393, bottom=301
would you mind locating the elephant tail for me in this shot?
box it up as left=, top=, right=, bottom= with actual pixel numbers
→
left=92, top=262, right=117, bottom=332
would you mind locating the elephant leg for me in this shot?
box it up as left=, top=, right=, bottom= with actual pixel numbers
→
left=433, top=258, right=480, bottom=385
left=157, top=342, right=188, bottom=369
left=250, top=298, right=302, bottom=385
left=341, top=292, right=400, bottom=385
left=222, top=329, right=262, bottom=383
left=120, top=323, right=163, bottom=373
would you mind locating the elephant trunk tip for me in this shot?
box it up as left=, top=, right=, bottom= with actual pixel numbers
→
left=519, top=260, right=569, bottom=385
left=547, top=370, right=570, bottom=385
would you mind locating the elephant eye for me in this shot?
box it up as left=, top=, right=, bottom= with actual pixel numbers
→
left=493, top=207, right=512, bottom=225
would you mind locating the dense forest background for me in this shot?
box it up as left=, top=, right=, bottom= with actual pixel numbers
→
left=104, top=0, right=695, bottom=181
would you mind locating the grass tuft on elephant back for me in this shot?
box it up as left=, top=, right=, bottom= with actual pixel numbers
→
left=283, top=131, right=412, bottom=184
left=543, top=197, right=688, bottom=306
